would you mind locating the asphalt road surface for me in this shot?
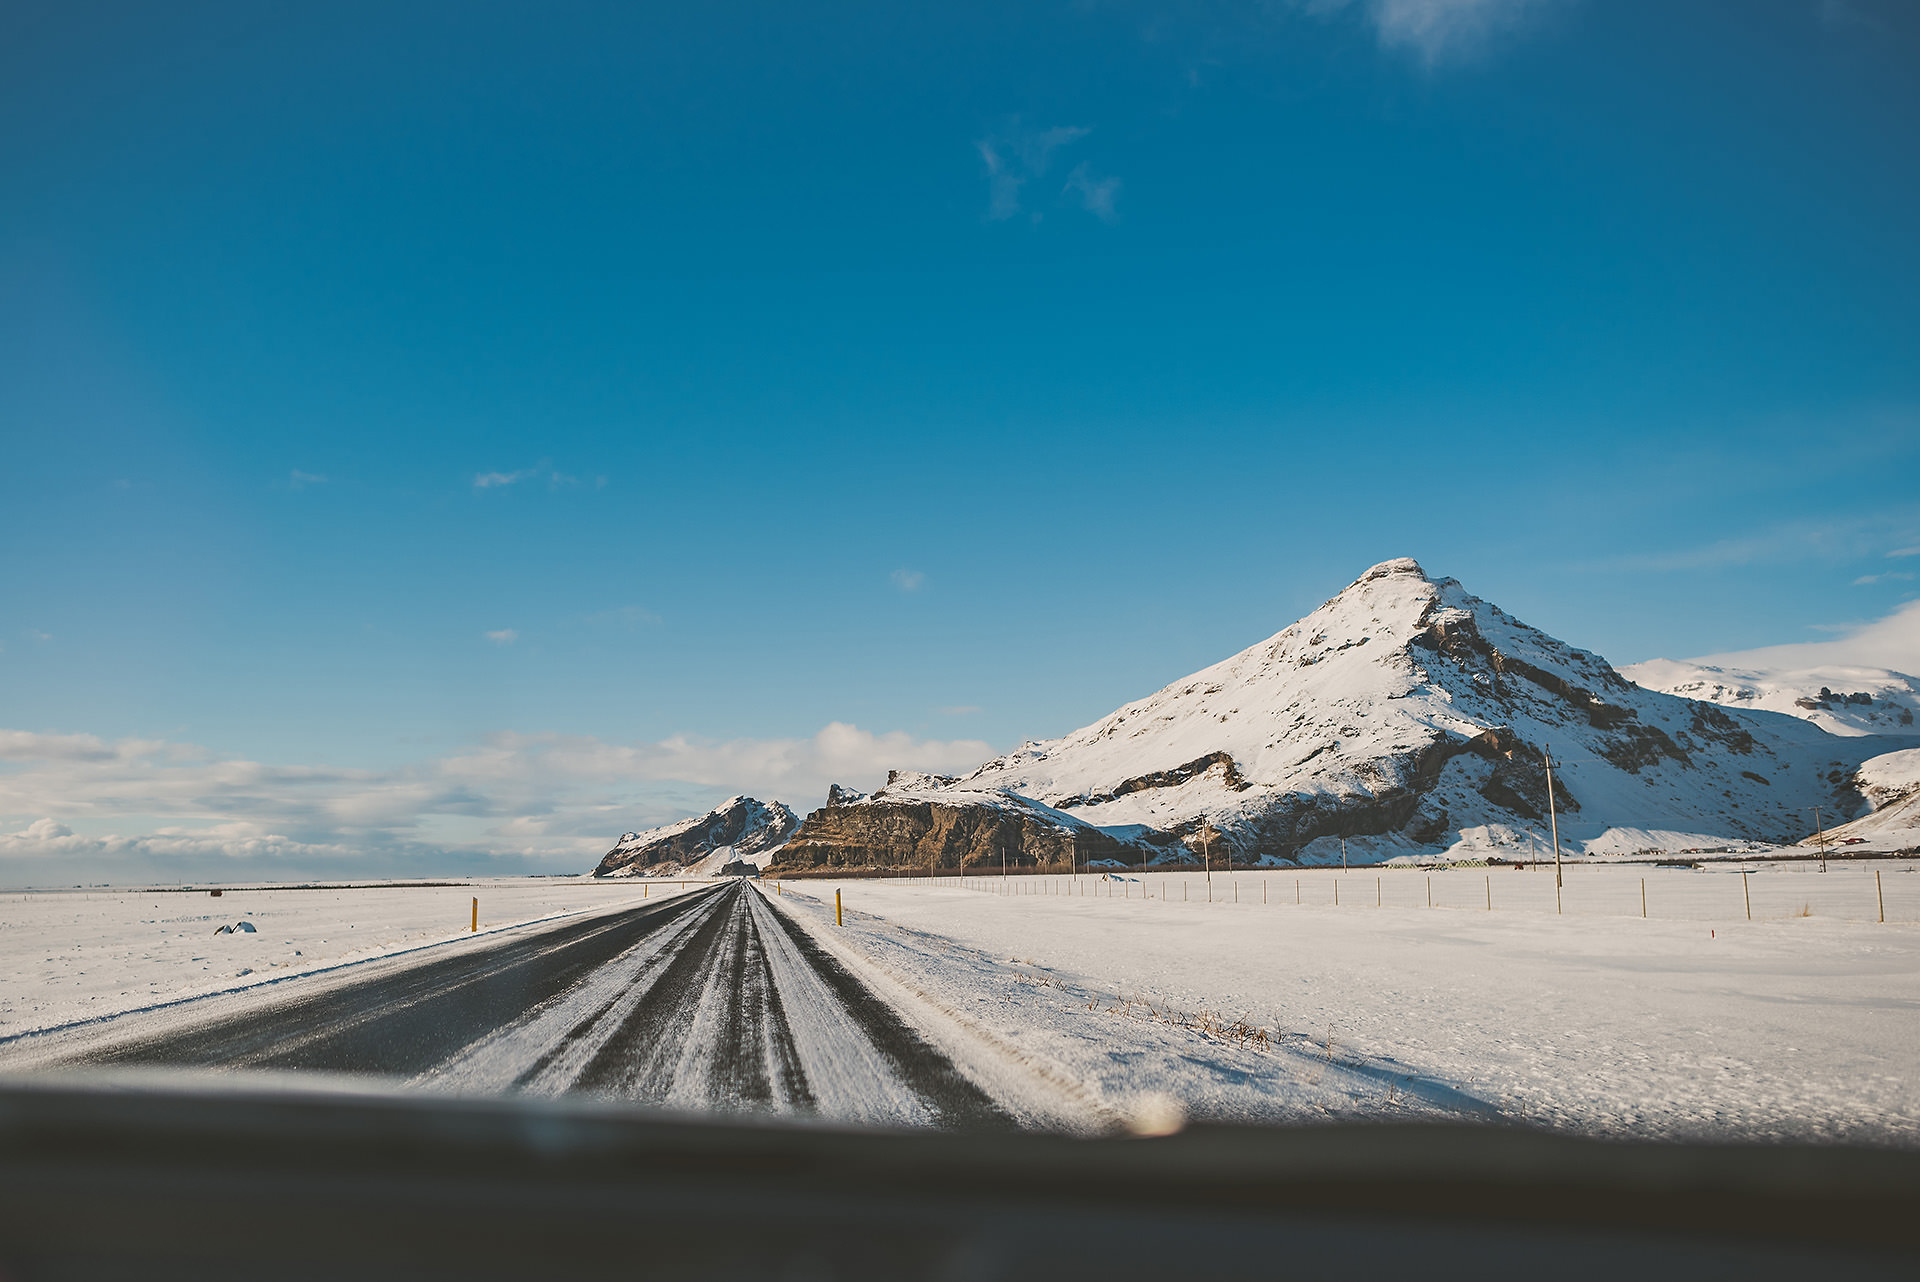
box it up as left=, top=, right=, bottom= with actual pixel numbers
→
left=70, top=881, right=1010, bottom=1129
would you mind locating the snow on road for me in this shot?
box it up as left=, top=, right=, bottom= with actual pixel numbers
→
left=418, top=883, right=1009, bottom=1128
left=772, top=863, right=1920, bottom=1144
left=0, top=878, right=678, bottom=1040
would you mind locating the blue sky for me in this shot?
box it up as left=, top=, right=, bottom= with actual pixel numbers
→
left=4, top=0, right=1919, bottom=879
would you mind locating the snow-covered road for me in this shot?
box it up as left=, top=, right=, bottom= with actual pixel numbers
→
left=7, top=882, right=1011, bottom=1129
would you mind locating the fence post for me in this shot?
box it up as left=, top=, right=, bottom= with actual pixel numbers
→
left=1640, top=877, right=1646, bottom=919
left=1485, top=875, right=1491, bottom=911
left=1427, top=875, right=1432, bottom=908
left=1743, top=871, right=1751, bottom=922
left=1335, top=880, right=1339, bottom=907
left=1877, top=869, right=1885, bottom=924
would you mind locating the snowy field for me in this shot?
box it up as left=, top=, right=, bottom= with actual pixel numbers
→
left=4, top=866, right=1915, bottom=1147
left=0, top=877, right=673, bottom=1040
left=771, top=862, right=1920, bottom=1144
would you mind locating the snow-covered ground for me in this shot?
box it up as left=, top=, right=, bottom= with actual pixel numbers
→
left=0, top=877, right=672, bottom=1040
left=771, top=864, right=1920, bottom=1143
left=8, top=867, right=1915, bottom=1145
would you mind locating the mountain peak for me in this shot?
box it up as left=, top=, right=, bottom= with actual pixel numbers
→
left=1353, top=556, right=1428, bottom=586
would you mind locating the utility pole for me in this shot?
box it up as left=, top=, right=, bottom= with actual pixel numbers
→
left=1543, top=745, right=1563, bottom=890
left=1805, top=806, right=1830, bottom=873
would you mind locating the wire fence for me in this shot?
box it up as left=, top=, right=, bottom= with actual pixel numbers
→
left=898, top=861, right=1920, bottom=925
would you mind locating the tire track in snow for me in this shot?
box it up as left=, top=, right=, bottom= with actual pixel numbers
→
left=53, top=882, right=1012, bottom=1131
left=68, top=889, right=721, bottom=1076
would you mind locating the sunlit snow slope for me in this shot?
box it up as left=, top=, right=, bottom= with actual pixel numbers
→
left=1622, top=659, right=1920, bottom=737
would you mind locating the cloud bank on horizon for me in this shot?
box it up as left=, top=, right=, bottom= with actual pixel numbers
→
left=0, top=723, right=991, bottom=883
left=1688, top=597, right=1920, bottom=675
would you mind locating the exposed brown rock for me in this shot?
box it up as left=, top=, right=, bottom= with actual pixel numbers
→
left=766, top=797, right=1170, bottom=875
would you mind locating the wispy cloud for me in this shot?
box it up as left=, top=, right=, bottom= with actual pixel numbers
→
left=1064, top=163, right=1122, bottom=222
left=1598, top=508, right=1920, bottom=574
left=1300, top=0, right=1565, bottom=68
left=1691, top=597, right=1920, bottom=676
left=1853, top=572, right=1915, bottom=586
left=289, top=469, right=327, bottom=489
left=0, top=722, right=995, bottom=879
left=484, top=629, right=519, bottom=645
left=890, top=568, right=927, bottom=592
left=977, top=122, right=1108, bottom=223
left=938, top=705, right=982, bottom=716
left=472, top=462, right=592, bottom=491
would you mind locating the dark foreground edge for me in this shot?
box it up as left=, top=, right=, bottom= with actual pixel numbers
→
left=0, top=1074, right=1914, bottom=1281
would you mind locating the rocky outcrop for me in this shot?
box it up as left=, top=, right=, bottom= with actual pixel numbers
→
left=766, top=789, right=1172, bottom=875
left=1054, top=751, right=1250, bottom=809
left=594, top=796, right=799, bottom=877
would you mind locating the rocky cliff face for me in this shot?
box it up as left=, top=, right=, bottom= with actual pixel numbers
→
left=594, top=796, right=798, bottom=877
left=771, top=559, right=1891, bottom=870
left=769, top=776, right=1171, bottom=874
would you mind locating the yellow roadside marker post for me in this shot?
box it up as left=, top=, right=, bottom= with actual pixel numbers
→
left=471, top=897, right=478, bottom=933
left=836, top=889, right=843, bottom=926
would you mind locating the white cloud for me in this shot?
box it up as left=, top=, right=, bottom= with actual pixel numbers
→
left=474, top=466, right=589, bottom=492
left=484, top=629, right=519, bottom=645
left=289, top=470, right=327, bottom=489
left=0, top=722, right=995, bottom=879
left=1853, top=572, right=1915, bottom=586
left=890, top=568, right=927, bottom=592
left=473, top=469, right=535, bottom=489
left=1302, top=0, right=1563, bottom=67
left=1064, top=163, right=1121, bottom=223
left=1890, top=547, right=1920, bottom=559
left=1690, top=597, right=1920, bottom=677
left=977, top=123, right=1100, bottom=222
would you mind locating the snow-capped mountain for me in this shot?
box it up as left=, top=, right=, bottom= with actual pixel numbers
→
left=1622, top=659, right=1920, bottom=737
left=774, top=559, right=1896, bottom=871
left=595, top=796, right=798, bottom=877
